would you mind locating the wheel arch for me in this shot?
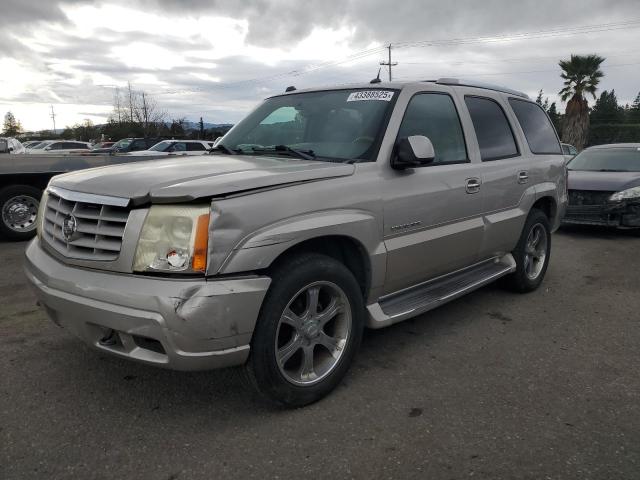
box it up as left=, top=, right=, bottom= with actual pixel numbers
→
left=266, top=235, right=372, bottom=298
left=216, top=208, right=385, bottom=301
left=531, top=195, right=557, bottom=225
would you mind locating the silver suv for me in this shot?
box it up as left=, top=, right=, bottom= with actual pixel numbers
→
left=25, top=79, right=567, bottom=407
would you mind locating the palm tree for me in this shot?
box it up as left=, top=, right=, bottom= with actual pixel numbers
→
left=558, top=54, right=605, bottom=150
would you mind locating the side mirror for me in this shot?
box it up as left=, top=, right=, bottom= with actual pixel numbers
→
left=44, top=146, right=52, bottom=151
left=391, top=135, right=435, bottom=170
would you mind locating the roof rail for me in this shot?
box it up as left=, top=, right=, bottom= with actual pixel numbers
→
left=433, top=78, right=529, bottom=99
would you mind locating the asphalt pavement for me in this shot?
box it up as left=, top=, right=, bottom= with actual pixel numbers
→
left=1, top=226, right=639, bottom=479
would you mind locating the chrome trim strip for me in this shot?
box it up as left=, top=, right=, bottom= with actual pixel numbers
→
left=47, top=185, right=130, bottom=207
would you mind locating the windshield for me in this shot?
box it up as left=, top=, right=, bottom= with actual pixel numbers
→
left=149, top=141, right=172, bottom=152
left=219, top=88, right=398, bottom=162
left=113, top=139, right=132, bottom=149
left=568, top=148, right=640, bottom=172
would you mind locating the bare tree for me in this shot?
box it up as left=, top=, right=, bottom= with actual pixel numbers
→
left=134, top=90, right=167, bottom=136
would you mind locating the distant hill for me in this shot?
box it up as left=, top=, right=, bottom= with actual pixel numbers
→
left=183, top=121, right=234, bottom=130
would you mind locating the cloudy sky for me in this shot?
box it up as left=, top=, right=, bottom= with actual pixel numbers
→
left=1, top=0, right=639, bottom=131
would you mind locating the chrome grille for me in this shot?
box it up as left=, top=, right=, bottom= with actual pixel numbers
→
left=42, top=190, right=130, bottom=261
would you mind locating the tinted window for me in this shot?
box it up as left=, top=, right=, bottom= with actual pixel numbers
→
left=509, top=99, right=561, bottom=154
left=562, top=144, right=570, bottom=155
left=49, top=142, right=63, bottom=150
left=186, top=143, right=206, bottom=151
left=397, top=93, right=467, bottom=164
left=172, top=142, right=187, bottom=152
left=465, top=96, right=518, bottom=161
left=131, top=140, right=147, bottom=150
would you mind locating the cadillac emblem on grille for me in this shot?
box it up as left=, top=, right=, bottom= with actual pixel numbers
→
left=62, top=214, right=78, bottom=242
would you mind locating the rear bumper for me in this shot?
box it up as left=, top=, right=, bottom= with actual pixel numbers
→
left=562, top=201, right=640, bottom=229
left=24, top=239, right=271, bottom=371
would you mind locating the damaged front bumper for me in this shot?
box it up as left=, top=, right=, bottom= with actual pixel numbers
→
left=562, top=199, right=640, bottom=229
left=24, top=239, right=271, bottom=371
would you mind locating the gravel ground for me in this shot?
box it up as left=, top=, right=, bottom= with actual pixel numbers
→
left=1, top=226, right=639, bottom=479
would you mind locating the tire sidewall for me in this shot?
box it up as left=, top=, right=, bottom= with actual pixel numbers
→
left=513, top=209, right=552, bottom=292
left=249, top=254, right=365, bottom=407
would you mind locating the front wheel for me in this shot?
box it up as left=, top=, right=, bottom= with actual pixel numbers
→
left=502, top=209, right=551, bottom=293
left=246, top=253, right=365, bottom=407
left=0, top=185, right=42, bottom=241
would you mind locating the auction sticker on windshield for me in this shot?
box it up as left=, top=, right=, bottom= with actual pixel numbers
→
left=347, top=90, right=394, bottom=102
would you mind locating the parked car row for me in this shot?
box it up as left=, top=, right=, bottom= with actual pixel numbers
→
left=2, top=137, right=217, bottom=156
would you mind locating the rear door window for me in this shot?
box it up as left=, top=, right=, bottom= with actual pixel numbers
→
left=186, top=143, right=206, bottom=151
left=396, top=93, right=468, bottom=165
left=509, top=98, right=561, bottom=154
left=464, top=96, right=519, bottom=161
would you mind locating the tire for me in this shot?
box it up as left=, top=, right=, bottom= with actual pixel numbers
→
left=502, top=209, right=551, bottom=293
left=0, top=185, right=42, bottom=242
left=246, top=253, right=365, bottom=408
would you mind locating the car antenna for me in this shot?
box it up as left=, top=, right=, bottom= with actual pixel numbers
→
left=370, top=68, right=382, bottom=84
left=285, top=86, right=296, bottom=92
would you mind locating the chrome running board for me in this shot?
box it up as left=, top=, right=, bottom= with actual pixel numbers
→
left=367, top=254, right=516, bottom=328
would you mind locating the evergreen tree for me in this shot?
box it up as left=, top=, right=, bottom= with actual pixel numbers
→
left=2, top=111, right=22, bottom=136
left=590, top=90, right=624, bottom=124
left=628, top=92, right=640, bottom=123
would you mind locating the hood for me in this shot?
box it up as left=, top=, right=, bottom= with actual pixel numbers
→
left=568, top=170, right=640, bottom=192
left=50, top=154, right=355, bottom=205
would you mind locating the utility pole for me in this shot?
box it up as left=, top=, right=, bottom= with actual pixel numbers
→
left=49, top=105, right=57, bottom=134
left=380, top=44, right=397, bottom=82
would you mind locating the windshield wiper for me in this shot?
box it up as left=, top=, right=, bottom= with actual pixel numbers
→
left=209, top=144, right=239, bottom=155
left=251, top=145, right=316, bottom=161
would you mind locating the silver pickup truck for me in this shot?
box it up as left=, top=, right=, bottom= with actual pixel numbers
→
left=25, top=79, right=567, bottom=407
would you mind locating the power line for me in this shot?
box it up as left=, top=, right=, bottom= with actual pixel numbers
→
left=393, top=19, right=640, bottom=49
left=392, top=61, right=640, bottom=80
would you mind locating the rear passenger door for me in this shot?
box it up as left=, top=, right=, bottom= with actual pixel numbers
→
left=382, top=91, right=485, bottom=293
left=462, top=94, right=532, bottom=258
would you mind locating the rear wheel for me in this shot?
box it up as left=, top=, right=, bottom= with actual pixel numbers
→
left=246, top=253, right=364, bottom=407
left=502, top=209, right=551, bottom=293
left=0, top=185, right=42, bottom=241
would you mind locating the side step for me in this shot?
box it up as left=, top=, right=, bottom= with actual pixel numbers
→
left=367, top=255, right=516, bottom=328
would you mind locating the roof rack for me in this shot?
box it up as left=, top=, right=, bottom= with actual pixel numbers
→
left=431, top=78, right=529, bottom=99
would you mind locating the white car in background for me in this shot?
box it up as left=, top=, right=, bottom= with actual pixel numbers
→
left=26, top=140, right=92, bottom=154
left=131, top=139, right=214, bottom=156
left=0, top=137, right=26, bottom=154
left=21, top=140, right=44, bottom=149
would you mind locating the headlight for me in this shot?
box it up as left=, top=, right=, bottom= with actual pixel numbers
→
left=36, top=189, right=49, bottom=240
left=133, top=205, right=210, bottom=273
left=609, top=186, right=640, bottom=202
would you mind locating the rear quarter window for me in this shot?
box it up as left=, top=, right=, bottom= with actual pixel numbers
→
left=464, top=96, right=519, bottom=161
left=509, top=98, right=562, bottom=154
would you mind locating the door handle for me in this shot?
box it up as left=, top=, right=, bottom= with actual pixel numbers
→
left=518, top=171, right=529, bottom=184
left=465, top=178, right=481, bottom=194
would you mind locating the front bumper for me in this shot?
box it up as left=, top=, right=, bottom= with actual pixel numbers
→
left=562, top=200, right=640, bottom=229
left=24, top=239, right=271, bottom=371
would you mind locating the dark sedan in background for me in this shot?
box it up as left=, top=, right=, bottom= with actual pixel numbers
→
left=563, top=143, right=640, bottom=231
